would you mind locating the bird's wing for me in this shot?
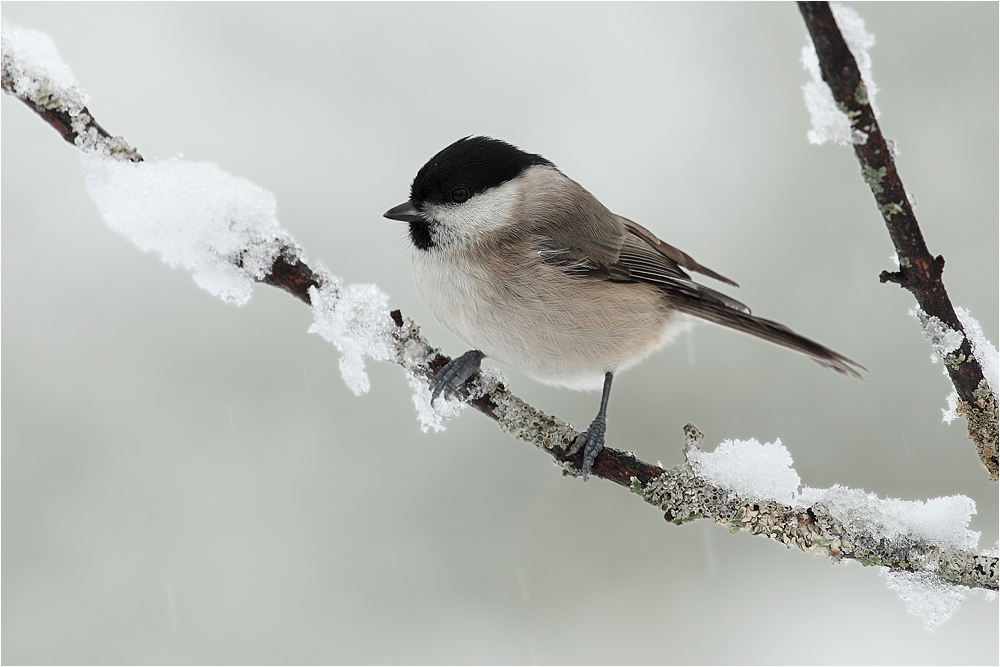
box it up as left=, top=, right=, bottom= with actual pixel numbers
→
left=529, top=197, right=626, bottom=271
left=535, top=206, right=749, bottom=313
left=538, top=214, right=865, bottom=379
left=616, top=215, right=739, bottom=287
left=610, top=231, right=752, bottom=314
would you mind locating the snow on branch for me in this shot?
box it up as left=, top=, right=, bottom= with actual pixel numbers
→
left=3, top=19, right=995, bottom=629
left=642, top=427, right=996, bottom=629
left=1, top=19, right=138, bottom=161
left=798, top=2, right=999, bottom=480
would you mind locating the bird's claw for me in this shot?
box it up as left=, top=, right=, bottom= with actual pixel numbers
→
left=430, top=350, right=485, bottom=404
left=568, top=414, right=606, bottom=481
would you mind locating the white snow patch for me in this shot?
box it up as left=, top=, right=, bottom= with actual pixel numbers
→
left=830, top=2, right=880, bottom=118
left=406, top=363, right=503, bottom=433
left=406, top=368, right=466, bottom=432
left=955, top=307, right=999, bottom=401
left=801, top=3, right=880, bottom=146
left=692, top=437, right=979, bottom=552
left=797, top=485, right=979, bottom=553
left=688, top=436, right=982, bottom=629
left=881, top=569, right=967, bottom=631
left=1, top=20, right=88, bottom=113
left=82, top=154, right=289, bottom=305
left=942, top=390, right=960, bottom=425
left=309, top=281, right=397, bottom=396
left=912, top=305, right=998, bottom=420
left=911, top=307, right=965, bottom=363
left=688, top=438, right=800, bottom=504
left=797, top=482, right=980, bottom=631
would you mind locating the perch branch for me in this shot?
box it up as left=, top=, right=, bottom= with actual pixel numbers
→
left=3, top=32, right=995, bottom=594
left=798, top=1, right=998, bottom=480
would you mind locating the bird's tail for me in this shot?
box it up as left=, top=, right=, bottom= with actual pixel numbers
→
left=673, top=296, right=865, bottom=379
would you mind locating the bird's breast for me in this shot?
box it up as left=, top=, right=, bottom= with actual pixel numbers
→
left=411, top=245, right=681, bottom=390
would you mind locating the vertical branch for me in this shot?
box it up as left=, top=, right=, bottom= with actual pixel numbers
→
left=798, top=1, right=998, bottom=480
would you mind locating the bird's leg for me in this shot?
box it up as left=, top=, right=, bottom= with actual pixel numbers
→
left=430, top=349, right=485, bottom=403
left=567, top=371, right=613, bottom=480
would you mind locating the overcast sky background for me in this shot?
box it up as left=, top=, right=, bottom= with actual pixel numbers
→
left=3, top=3, right=997, bottom=664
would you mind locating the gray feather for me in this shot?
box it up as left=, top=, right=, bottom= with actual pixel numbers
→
left=532, top=187, right=864, bottom=379
left=529, top=177, right=625, bottom=269
left=669, top=296, right=865, bottom=379
left=617, top=215, right=739, bottom=287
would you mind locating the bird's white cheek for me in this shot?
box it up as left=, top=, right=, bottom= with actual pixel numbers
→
left=422, top=181, right=520, bottom=242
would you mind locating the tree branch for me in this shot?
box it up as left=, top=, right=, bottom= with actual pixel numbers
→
left=3, top=22, right=995, bottom=599
left=798, top=1, right=998, bottom=481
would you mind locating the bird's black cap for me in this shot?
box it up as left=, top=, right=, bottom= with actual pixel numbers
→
left=409, top=136, right=553, bottom=206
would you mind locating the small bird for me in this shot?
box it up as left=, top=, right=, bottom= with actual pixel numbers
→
left=385, top=137, right=863, bottom=479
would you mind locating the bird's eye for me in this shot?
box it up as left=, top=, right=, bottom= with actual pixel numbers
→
left=451, top=187, right=470, bottom=203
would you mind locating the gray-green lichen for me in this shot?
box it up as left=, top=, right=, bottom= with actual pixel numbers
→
left=628, top=461, right=997, bottom=590
left=944, top=352, right=967, bottom=370
left=70, top=114, right=142, bottom=162
left=854, top=81, right=870, bottom=106
left=879, top=201, right=904, bottom=218
left=973, top=379, right=994, bottom=403
left=937, top=548, right=998, bottom=590
left=956, top=390, right=999, bottom=481
left=862, top=164, right=888, bottom=194
left=491, top=390, right=577, bottom=452
left=836, top=101, right=862, bottom=124
left=31, top=83, right=65, bottom=110
left=102, top=135, right=142, bottom=163
left=632, top=468, right=859, bottom=562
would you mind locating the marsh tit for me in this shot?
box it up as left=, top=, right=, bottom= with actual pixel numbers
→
left=385, top=137, right=863, bottom=479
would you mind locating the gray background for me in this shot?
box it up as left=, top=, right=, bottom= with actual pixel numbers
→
left=3, top=2, right=997, bottom=664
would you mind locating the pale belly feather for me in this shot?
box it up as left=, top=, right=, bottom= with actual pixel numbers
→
left=412, top=249, right=680, bottom=390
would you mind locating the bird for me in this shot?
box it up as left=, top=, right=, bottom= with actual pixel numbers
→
left=384, top=136, right=863, bottom=479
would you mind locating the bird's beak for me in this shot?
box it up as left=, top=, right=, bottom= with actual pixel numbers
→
left=383, top=201, right=424, bottom=223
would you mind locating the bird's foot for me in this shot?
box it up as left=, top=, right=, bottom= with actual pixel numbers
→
left=567, top=413, right=606, bottom=481
left=430, top=350, right=485, bottom=403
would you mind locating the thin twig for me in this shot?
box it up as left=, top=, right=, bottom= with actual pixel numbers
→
left=798, top=1, right=998, bottom=480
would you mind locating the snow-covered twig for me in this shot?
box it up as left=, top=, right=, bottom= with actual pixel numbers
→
left=1, top=20, right=138, bottom=163
left=798, top=2, right=998, bottom=480
left=641, top=427, right=995, bottom=629
left=2, top=19, right=995, bottom=628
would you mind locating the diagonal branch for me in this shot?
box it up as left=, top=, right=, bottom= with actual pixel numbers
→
left=798, top=1, right=998, bottom=480
left=3, top=22, right=995, bottom=600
